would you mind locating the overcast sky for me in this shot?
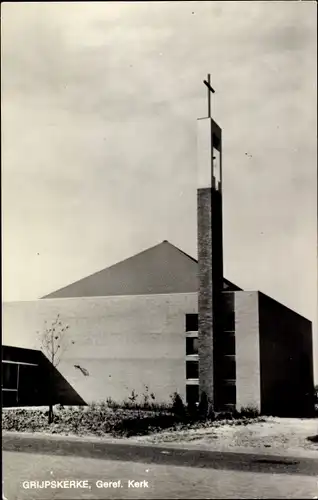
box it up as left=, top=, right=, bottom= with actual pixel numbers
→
left=2, top=1, right=317, bottom=378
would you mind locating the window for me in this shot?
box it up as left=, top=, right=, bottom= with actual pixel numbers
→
left=186, top=337, right=198, bottom=355
left=186, top=314, right=198, bottom=332
left=186, top=384, right=199, bottom=406
left=222, top=310, right=235, bottom=332
left=212, top=133, right=221, bottom=151
left=186, top=361, right=199, bottom=379
left=218, top=332, right=236, bottom=355
left=2, top=390, right=18, bottom=407
left=220, top=355, right=236, bottom=380
left=18, top=364, right=40, bottom=405
left=222, top=293, right=235, bottom=331
left=2, top=361, right=41, bottom=407
left=212, top=148, right=221, bottom=190
left=218, top=382, right=236, bottom=406
left=2, top=363, right=18, bottom=390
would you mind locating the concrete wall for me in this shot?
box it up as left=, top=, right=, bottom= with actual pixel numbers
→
left=3, top=293, right=198, bottom=405
left=258, top=292, right=314, bottom=416
left=234, top=291, right=261, bottom=412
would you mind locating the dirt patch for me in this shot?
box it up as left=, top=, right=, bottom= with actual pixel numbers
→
left=132, top=417, right=318, bottom=456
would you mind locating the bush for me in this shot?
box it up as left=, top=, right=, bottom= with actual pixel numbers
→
left=2, top=396, right=265, bottom=438
left=2, top=402, right=180, bottom=438
left=238, top=406, right=260, bottom=418
left=198, top=391, right=209, bottom=419
left=187, top=400, right=199, bottom=420
left=171, top=392, right=186, bottom=418
left=215, top=411, right=234, bottom=421
left=307, top=434, right=318, bottom=443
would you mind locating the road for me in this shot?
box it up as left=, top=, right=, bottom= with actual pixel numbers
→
left=2, top=434, right=318, bottom=499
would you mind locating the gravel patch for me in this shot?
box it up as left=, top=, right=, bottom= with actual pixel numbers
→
left=132, top=417, right=318, bottom=457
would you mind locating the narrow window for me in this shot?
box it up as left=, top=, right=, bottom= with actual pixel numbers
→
left=212, top=148, right=221, bottom=190
left=219, top=382, right=236, bottom=406
left=2, top=363, right=18, bottom=389
left=222, top=293, right=235, bottom=331
left=18, top=364, right=40, bottom=405
left=218, top=332, right=236, bottom=355
left=186, top=384, right=199, bottom=406
left=220, top=355, right=236, bottom=380
left=186, top=337, right=199, bottom=355
left=2, top=390, right=18, bottom=407
left=186, top=361, right=199, bottom=379
left=186, top=314, right=198, bottom=332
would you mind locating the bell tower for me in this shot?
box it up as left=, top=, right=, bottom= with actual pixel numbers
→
left=197, top=74, right=224, bottom=409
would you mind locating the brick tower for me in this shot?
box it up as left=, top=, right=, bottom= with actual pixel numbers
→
left=197, top=75, right=224, bottom=410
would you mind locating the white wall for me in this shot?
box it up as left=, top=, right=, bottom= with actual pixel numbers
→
left=3, top=293, right=198, bottom=404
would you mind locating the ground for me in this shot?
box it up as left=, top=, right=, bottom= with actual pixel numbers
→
left=3, top=449, right=318, bottom=499
left=4, top=416, right=317, bottom=458
left=3, top=418, right=318, bottom=499
left=131, top=417, right=318, bottom=458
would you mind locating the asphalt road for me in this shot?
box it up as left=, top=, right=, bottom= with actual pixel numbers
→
left=2, top=435, right=318, bottom=499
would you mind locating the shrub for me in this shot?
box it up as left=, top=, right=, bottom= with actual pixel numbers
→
left=215, top=411, right=234, bottom=421
left=239, top=406, right=260, bottom=418
left=2, top=397, right=266, bottom=439
left=171, top=392, right=186, bottom=418
left=314, top=385, right=318, bottom=404
left=207, top=405, right=216, bottom=421
left=187, top=400, right=199, bottom=420
left=196, top=392, right=216, bottom=421
left=307, top=434, right=318, bottom=443
left=2, top=401, right=180, bottom=437
left=128, top=390, right=138, bottom=404
left=106, top=397, right=118, bottom=409
left=198, top=391, right=209, bottom=419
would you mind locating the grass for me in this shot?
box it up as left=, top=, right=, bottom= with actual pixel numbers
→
left=2, top=396, right=265, bottom=438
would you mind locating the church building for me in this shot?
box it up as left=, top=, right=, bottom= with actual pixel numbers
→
left=2, top=77, right=314, bottom=417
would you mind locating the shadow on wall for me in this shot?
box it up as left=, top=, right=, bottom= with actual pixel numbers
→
left=2, top=345, right=86, bottom=407
left=260, top=380, right=316, bottom=418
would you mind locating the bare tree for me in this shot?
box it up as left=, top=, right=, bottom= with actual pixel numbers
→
left=38, top=314, right=74, bottom=423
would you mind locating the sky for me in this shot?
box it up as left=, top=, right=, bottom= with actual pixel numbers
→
left=2, top=1, right=317, bottom=379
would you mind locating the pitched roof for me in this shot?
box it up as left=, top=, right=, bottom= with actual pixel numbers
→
left=42, top=240, right=241, bottom=299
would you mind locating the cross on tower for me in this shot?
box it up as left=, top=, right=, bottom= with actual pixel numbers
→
left=203, top=74, right=220, bottom=190
left=203, top=74, right=215, bottom=118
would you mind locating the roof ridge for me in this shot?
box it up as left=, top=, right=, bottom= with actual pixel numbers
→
left=168, top=242, right=198, bottom=264
left=42, top=240, right=179, bottom=298
left=41, top=240, right=241, bottom=299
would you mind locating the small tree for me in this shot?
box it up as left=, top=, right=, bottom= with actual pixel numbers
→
left=38, top=314, right=73, bottom=423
